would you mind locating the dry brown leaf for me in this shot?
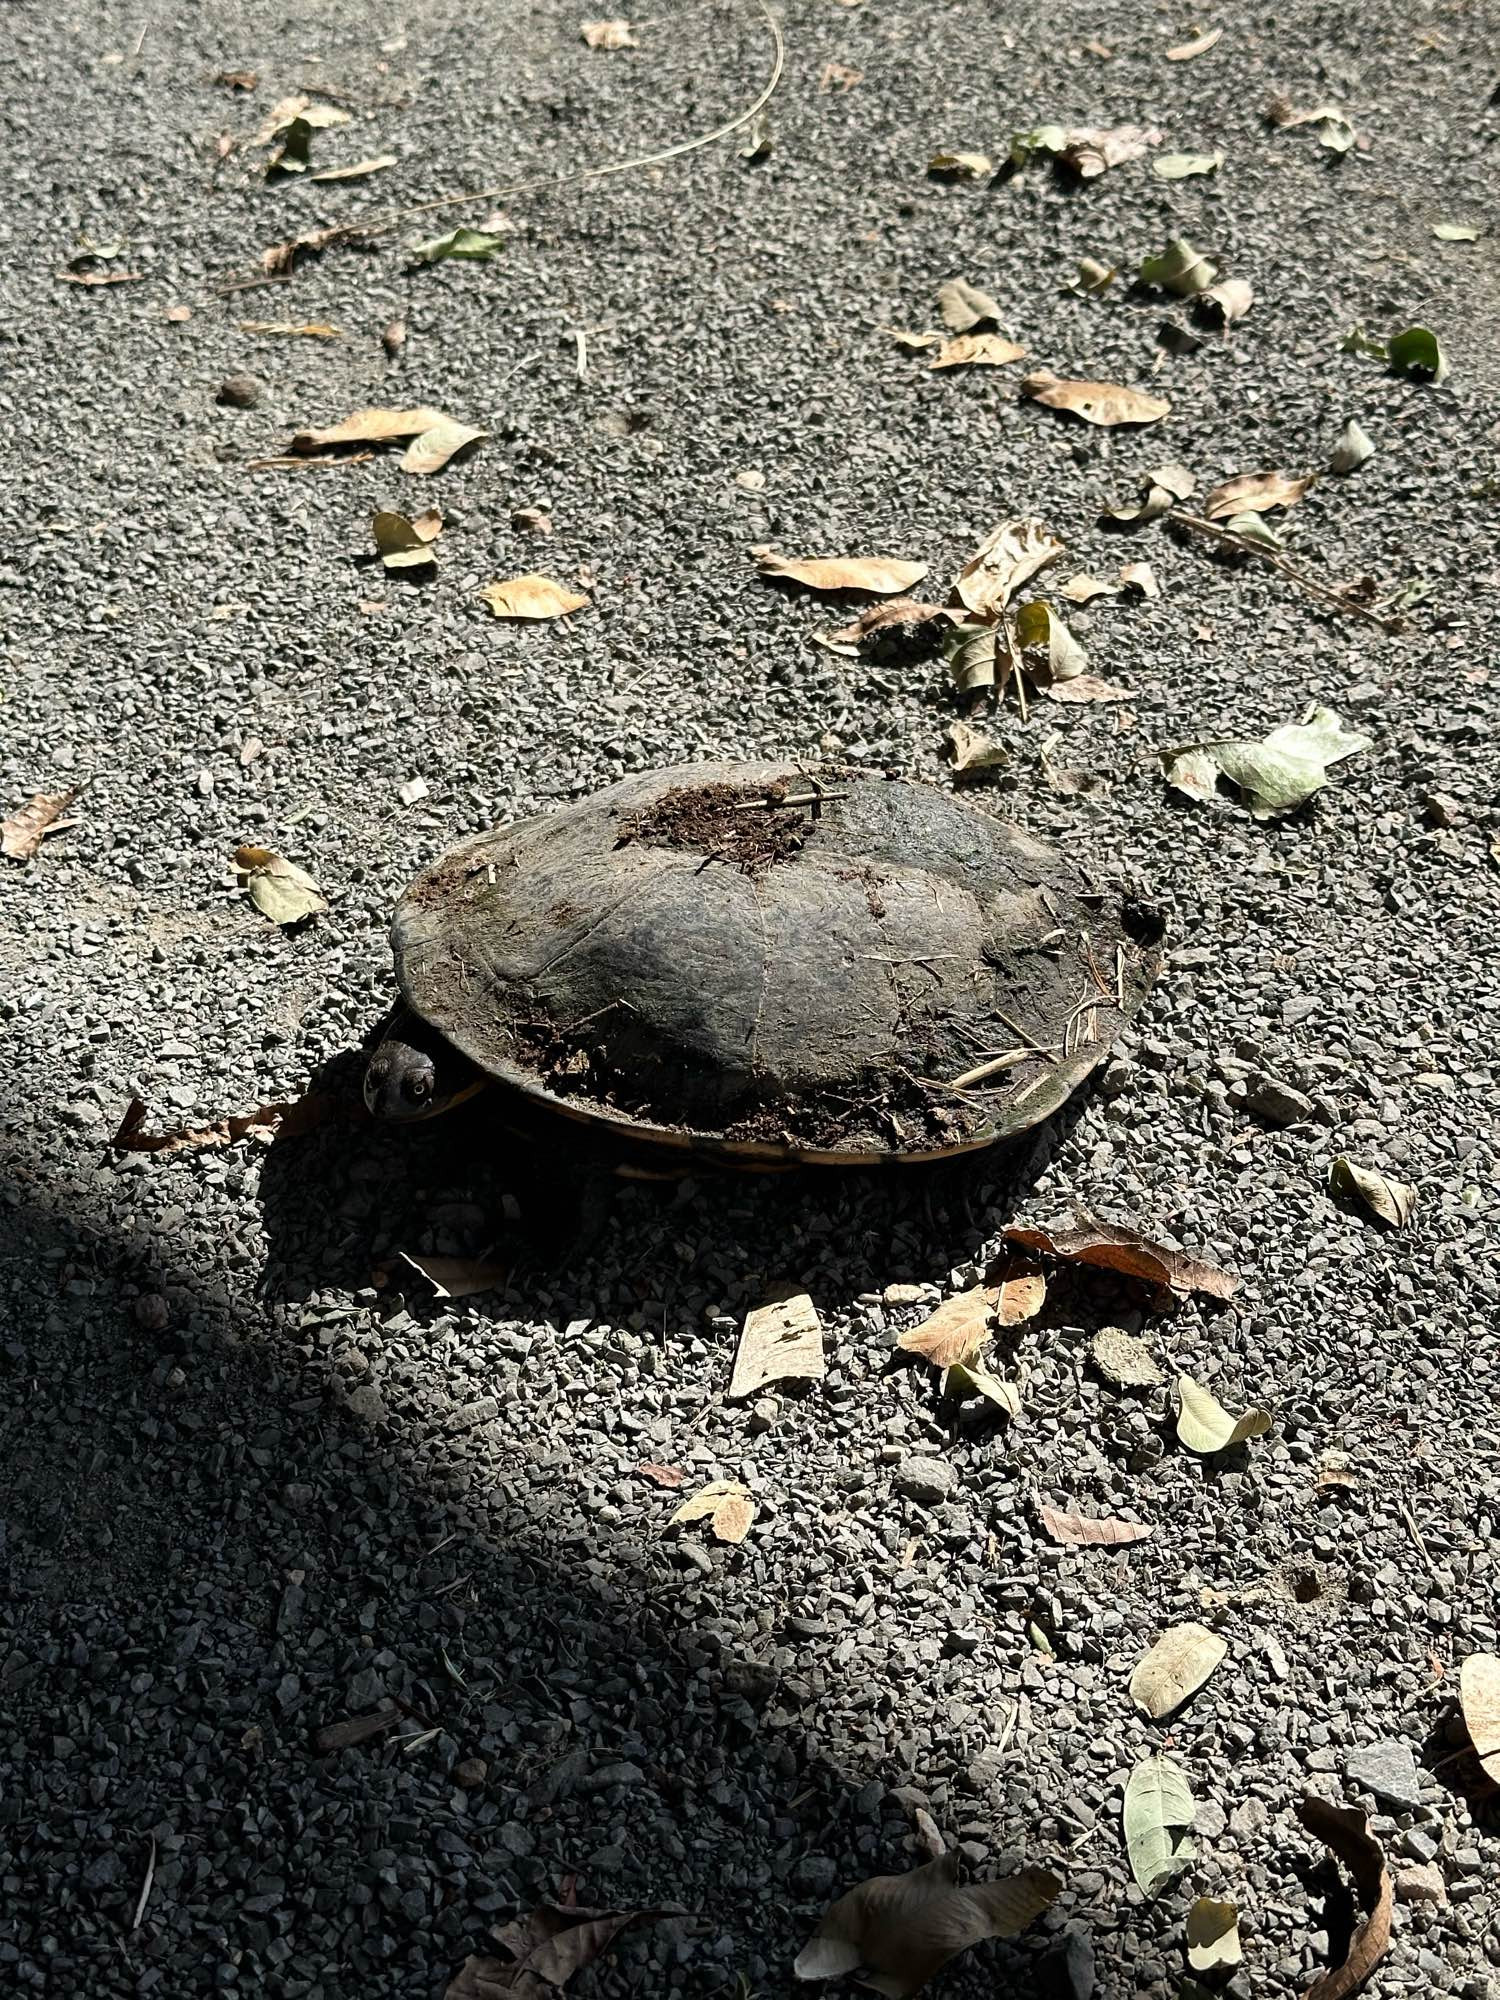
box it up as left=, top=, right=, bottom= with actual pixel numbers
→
left=1166, top=25, right=1223, bottom=59
left=1129, top=1622, right=1228, bottom=1716
left=794, top=1850, right=1060, bottom=1999
left=951, top=516, right=1064, bottom=618
left=824, top=600, right=951, bottom=647
left=1297, top=1797, right=1392, bottom=2000
left=1205, top=471, right=1314, bottom=519
left=482, top=576, right=590, bottom=620
left=310, top=154, right=399, bottom=182
left=1022, top=372, right=1170, bottom=427
left=580, top=18, right=637, bottom=47
left=898, top=1286, right=993, bottom=1370
left=943, top=721, right=1008, bottom=774
left=757, top=551, right=928, bottom=596
left=729, top=1289, right=826, bottom=1398
left=1004, top=1217, right=1239, bottom=1300
left=670, top=1479, right=756, bottom=1545
left=1459, top=1653, right=1500, bottom=1783
left=1038, top=1505, right=1154, bottom=1547
left=1060, top=123, right=1163, bottom=177
left=1198, top=277, right=1254, bottom=325
left=936, top=276, right=1002, bottom=331
left=2, top=782, right=86, bottom=861
left=398, top=1251, right=507, bottom=1300
left=636, top=1462, right=688, bottom=1488
left=994, top=1259, right=1047, bottom=1324
left=109, top=1093, right=332, bottom=1156
left=446, top=1902, right=669, bottom=2000
left=402, top=416, right=488, bottom=474
left=1330, top=1156, right=1417, bottom=1228
left=1060, top=575, right=1121, bottom=605
left=292, top=405, right=445, bottom=451
left=261, top=223, right=353, bottom=274
left=1042, top=673, right=1133, bottom=704
left=930, top=333, right=1027, bottom=370
left=59, top=267, right=144, bottom=286
left=239, top=319, right=346, bottom=338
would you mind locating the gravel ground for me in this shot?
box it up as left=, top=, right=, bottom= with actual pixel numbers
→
left=2, top=1, right=1499, bottom=1996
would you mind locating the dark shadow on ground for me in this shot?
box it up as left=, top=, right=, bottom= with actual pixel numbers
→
left=0, top=1124, right=1127, bottom=2000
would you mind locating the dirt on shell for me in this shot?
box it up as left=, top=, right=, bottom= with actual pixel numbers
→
left=614, top=778, right=828, bottom=873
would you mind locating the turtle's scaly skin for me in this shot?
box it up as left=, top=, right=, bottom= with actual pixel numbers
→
left=383, top=761, right=1164, bottom=1166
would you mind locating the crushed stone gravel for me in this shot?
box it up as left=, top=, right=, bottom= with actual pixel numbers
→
left=2, top=1, right=1499, bottom=1997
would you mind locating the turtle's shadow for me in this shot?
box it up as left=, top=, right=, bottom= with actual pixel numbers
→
left=255, top=1053, right=1096, bottom=1322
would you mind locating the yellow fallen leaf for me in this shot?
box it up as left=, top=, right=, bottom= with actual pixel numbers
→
left=729, top=1289, right=825, bottom=1398
left=374, top=510, right=442, bottom=570
left=1176, top=1374, right=1272, bottom=1454
left=481, top=575, right=590, bottom=620
left=292, top=405, right=446, bottom=451
left=928, top=149, right=993, bottom=179
left=233, top=843, right=328, bottom=925
left=756, top=551, right=928, bottom=595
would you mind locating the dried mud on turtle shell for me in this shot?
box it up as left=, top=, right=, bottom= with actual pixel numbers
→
left=389, top=761, right=1164, bottom=1160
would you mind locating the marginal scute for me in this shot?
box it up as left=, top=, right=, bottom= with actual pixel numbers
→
left=390, top=761, right=1163, bottom=1163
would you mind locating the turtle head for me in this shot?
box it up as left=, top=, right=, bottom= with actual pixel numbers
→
left=364, top=1008, right=484, bottom=1121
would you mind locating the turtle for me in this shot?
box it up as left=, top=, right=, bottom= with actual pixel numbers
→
left=363, top=760, right=1164, bottom=1168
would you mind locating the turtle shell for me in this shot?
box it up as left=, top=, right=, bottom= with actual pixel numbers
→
left=389, top=761, right=1164, bottom=1166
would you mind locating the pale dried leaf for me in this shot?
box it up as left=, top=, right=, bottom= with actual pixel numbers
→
left=943, top=721, right=1008, bottom=773
left=994, top=1260, right=1046, bottom=1324
left=943, top=621, right=998, bottom=695
left=398, top=1251, right=506, bottom=1300
left=481, top=575, right=590, bottom=620
left=671, top=1479, right=756, bottom=1544
left=1005, top=1219, right=1240, bottom=1300
left=310, top=154, right=398, bottom=182
left=446, top=1903, right=669, bottom=2000
left=1039, top=1505, right=1154, bottom=1547
left=936, top=276, right=1002, bottom=331
left=883, top=326, right=941, bottom=351
left=292, top=405, right=446, bottom=451
left=1015, top=600, right=1088, bottom=681
left=1297, top=1797, right=1392, bottom=2000
left=109, top=1093, right=331, bottom=1156
left=1119, top=561, right=1158, bottom=598
left=1123, top=1754, right=1197, bottom=1895
left=794, top=1849, right=1058, bottom=1998
left=757, top=551, right=928, bottom=596
left=1329, top=419, right=1375, bottom=473
left=580, top=18, right=636, bottom=48
left=1022, top=371, right=1170, bottom=427
left=233, top=843, right=328, bottom=924
left=1153, top=150, right=1223, bottom=179
left=636, top=1462, right=687, bottom=1488
left=1198, top=277, right=1254, bottom=324
left=928, top=149, right=993, bottom=180
left=2, top=783, right=85, bottom=861
left=1330, top=1156, right=1416, bottom=1229
left=1042, top=673, right=1132, bottom=704
left=825, top=599, right=951, bottom=646
left=1204, top=470, right=1314, bottom=518
left=1060, top=574, right=1121, bottom=604
left=951, top=516, right=1064, bottom=617
left=730, top=1289, right=826, bottom=1398
left=1130, top=1621, right=1228, bottom=1716
left=1187, top=1898, right=1242, bottom=1972
left=930, top=332, right=1027, bottom=369
left=1138, top=238, right=1217, bottom=297
left=1433, top=221, right=1480, bottom=242
left=239, top=319, right=346, bottom=338
left=943, top=1356, right=1021, bottom=1416
left=1091, top=1327, right=1163, bottom=1387
left=402, top=416, right=488, bottom=474
left=1061, top=123, right=1163, bottom=177
left=1458, top=1653, right=1500, bottom=1783
left=1165, top=26, right=1223, bottom=59
left=898, top=1286, right=992, bottom=1370
left=374, top=510, right=440, bottom=570
left=1073, top=256, right=1117, bottom=294
left=1176, top=1375, right=1272, bottom=1453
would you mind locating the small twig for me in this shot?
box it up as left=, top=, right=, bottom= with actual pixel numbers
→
left=131, top=1837, right=157, bottom=1931
left=989, top=1003, right=1061, bottom=1063
left=1173, top=511, right=1407, bottom=635
left=1398, top=1497, right=1439, bottom=1578
left=733, top=788, right=847, bottom=811
left=214, top=272, right=295, bottom=296
left=1115, top=944, right=1126, bottom=1009
left=569, top=326, right=588, bottom=383
left=945, top=1047, right=1033, bottom=1090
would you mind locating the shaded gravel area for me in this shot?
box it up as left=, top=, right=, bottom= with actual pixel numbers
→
left=3, top=1, right=1499, bottom=1996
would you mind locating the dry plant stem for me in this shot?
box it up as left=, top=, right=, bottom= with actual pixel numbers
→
left=1173, top=511, right=1406, bottom=635
left=267, top=0, right=785, bottom=255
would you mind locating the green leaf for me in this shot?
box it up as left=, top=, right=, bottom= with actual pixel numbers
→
left=1014, top=600, right=1088, bottom=681
left=1138, top=237, right=1216, bottom=297
left=943, top=620, right=999, bottom=695
left=1123, top=1753, right=1197, bottom=1895
left=1214, top=705, right=1372, bottom=815
left=1152, top=151, right=1223, bottom=179
left=409, top=226, right=506, bottom=266
left=1219, top=509, right=1283, bottom=549
left=1433, top=221, right=1480, bottom=242
left=373, top=509, right=440, bottom=570
left=1009, top=124, right=1069, bottom=166
left=1176, top=1375, right=1272, bottom=1454
left=1315, top=110, right=1355, bottom=153
left=1073, top=256, right=1117, bottom=295
left=1387, top=325, right=1449, bottom=383
left=944, top=1357, right=1021, bottom=1415
left=236, top=847, right=329, bottom=925
left=1329, top=419, right=1375, bottom=473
